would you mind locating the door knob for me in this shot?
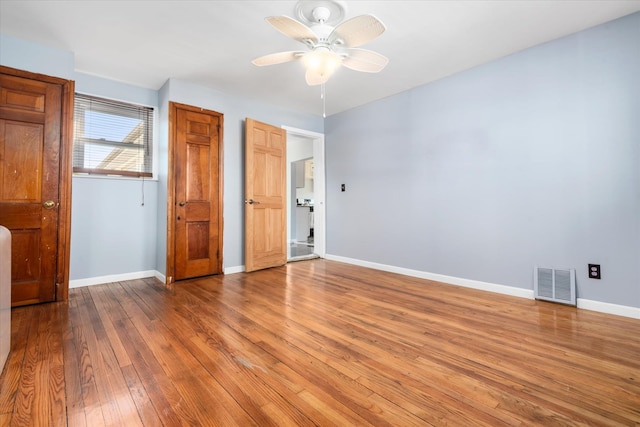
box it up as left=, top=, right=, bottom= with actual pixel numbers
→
left=245, top=199, right=261, bottom=205
left=179, top=201, right=186, bottom=206
left=43, top=200, right=56, bottom=209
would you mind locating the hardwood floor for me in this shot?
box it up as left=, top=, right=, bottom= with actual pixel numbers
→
left=1, top=259, right=639, bottom=426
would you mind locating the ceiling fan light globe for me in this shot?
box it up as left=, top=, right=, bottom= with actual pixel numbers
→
left=302, top=48, right=342, bottom=78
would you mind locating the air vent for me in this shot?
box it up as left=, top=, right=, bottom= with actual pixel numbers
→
left=534, top=266, right=576, bottom=306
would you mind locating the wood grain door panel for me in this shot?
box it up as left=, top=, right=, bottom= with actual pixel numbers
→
left=10, top=229, right=42, bottom=302
left=0, top=71, right=64, bottom=306
left=244, top=118, right=286, bottom=272
left=172, top=105, right=223, bottom=280
left=2, top=122, right=43, bottom=200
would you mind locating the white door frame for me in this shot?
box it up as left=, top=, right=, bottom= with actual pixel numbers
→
left=283, top=125, right=326, bottom=258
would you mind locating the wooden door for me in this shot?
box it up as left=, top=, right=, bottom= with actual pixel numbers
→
left=0, top=68, right=73, bottom=306
left=169, top=102, right=223, bottom=281
left=244, top=118, right=287, bottom=272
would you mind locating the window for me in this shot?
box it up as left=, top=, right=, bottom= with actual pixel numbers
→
left=73, top=94, right=153, bottom=178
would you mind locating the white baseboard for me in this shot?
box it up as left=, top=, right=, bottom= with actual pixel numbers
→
left=154, top=270, right=166, bottom=284
left=577, top=299, right=640, bottom=319
left=325, top=254, right=533, bottom=299
left=68, top=261, right=640, bottom=320
left=69, top=270, right=162, bottom=288
left=70, top=267, right=246, bottom=288
left=223, top=265, right=245, bottom=275
left=324, top=254, right=639, bottom=319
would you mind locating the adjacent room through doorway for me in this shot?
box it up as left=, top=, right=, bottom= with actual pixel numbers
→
left=285, top=127, right=325, bottom=262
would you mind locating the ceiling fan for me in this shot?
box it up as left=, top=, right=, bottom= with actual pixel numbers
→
left=252, top=0, right=388, bottom=86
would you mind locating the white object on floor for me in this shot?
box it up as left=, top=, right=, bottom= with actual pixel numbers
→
left=0, top=226, right=10, bottom=374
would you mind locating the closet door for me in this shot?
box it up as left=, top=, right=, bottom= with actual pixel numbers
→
left=168, top=102, right=223, bottom=281
left=0, top=68, right=73, bottom=306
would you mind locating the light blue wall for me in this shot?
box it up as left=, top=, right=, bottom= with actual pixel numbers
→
left=71, top=73, right=160, bottom=281
left=325, top=13, right=640, bottom=308
left=1, top=32, right=323, bottom=279
left=155, top=80, right=171, bottom=278
left=1, top=33, right=161, bottom=282
left=3, top=11, right=638, bottom=311
left=75, top=72, right=158, bottom=108
left=159, top=79, right=323, bottom=272
left=70, top=178, right=158, bottom=279
left=0, top=33, right=74, bottom=80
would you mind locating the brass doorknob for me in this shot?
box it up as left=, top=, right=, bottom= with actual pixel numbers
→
left=179, top=201, right=186, bottom=206
left=43, top=200, right=56, bottom=209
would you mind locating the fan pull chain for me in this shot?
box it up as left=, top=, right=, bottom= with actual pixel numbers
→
left=321, top=83, right=326, bottom=118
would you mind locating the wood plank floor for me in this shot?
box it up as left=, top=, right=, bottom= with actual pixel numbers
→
left=1, top=259, right=639, bottom=426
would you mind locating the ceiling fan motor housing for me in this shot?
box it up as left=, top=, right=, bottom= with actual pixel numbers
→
left=311, top=22, right=333, bottom=42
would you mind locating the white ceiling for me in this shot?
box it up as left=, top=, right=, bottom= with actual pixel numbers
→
left=1, top=1, right=639, bottom=116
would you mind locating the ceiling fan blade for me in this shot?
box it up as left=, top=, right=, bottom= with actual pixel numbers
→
left=305, top=68, right=330, bottom=86
left=330, top=14, right=386, bottom=48
left=252, top=51, right=304, bottom=66
left=266, top=16, right=318, bottom=44
left=342, top=48, right=389, bottom=73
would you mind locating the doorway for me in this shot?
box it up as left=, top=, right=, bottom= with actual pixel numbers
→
left=284, top=126, right=325, bottom=261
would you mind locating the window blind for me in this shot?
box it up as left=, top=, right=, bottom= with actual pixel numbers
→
left=73, top=94, right=153, bottom=177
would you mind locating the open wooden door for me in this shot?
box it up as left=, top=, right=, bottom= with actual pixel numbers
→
left=0, top=66, right=73, bottom=306
left=244, top=118, right=286, bottom=272
left=168, top=102, right=223, bottom=282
